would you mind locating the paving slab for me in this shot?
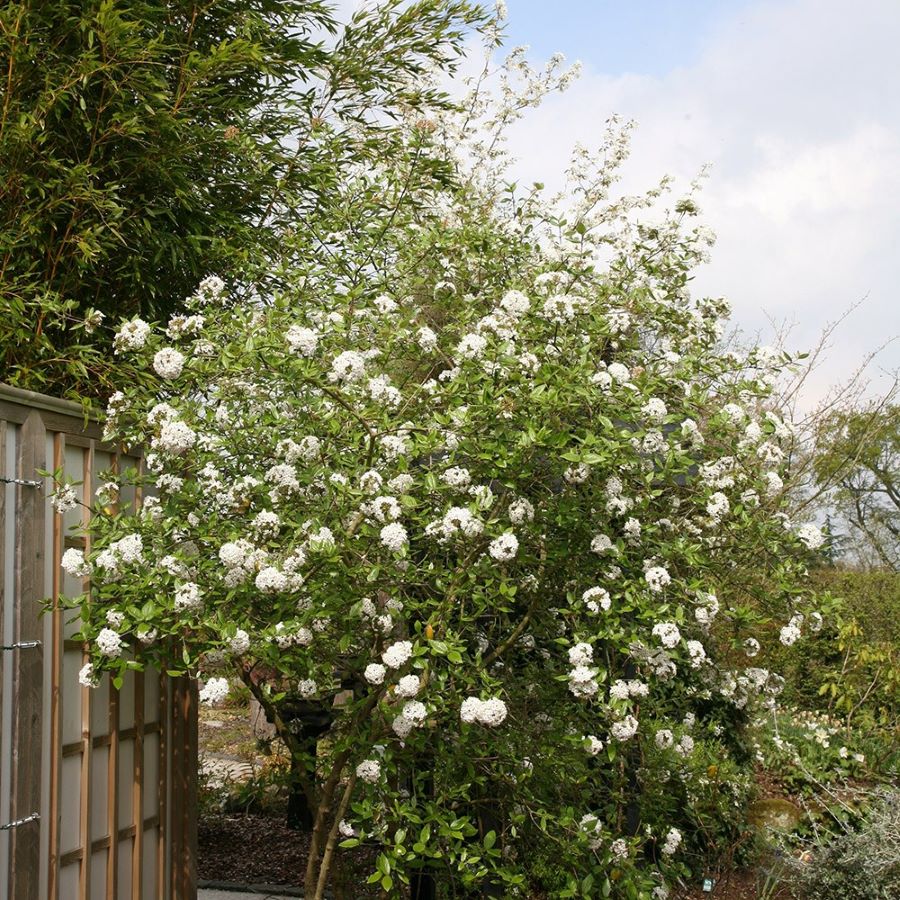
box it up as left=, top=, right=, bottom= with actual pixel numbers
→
left=199, top=890, right=299, bottom=900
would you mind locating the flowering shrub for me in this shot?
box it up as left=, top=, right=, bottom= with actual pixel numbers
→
left=60, top=23, right=830, bottom=899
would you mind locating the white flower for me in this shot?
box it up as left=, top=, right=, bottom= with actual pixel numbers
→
left=355, top=759, right=381, bottom=783
left=78, top=662, right=99, bottom=688
left=114, top=318, right=151, bottom=352
left=568, top=643, right=594, bottom=666
left=610, top=838, right=629, bottom=860
left=661, top=827, right=682, bottom=855
left=441, top=466, right=471, bottom=488
left=508, top=497, right=534, bottom=524
left=590, top=534, right=616, bottom=555
left=96, top=628, right=123, bottom=658
left=228, top=629, right=250, bottom=655
left=379, top=435, right=408, bottom=460
left=780, top=621, right=802, bottom=646
left=582, top=586, right=611, bottom=613
left=641, top=397, right=668, bottom=422
left=113, top=533, right=144, bottom=563
left=460, top=697, right=507, bottom=726
left=382, top=640, right=413, bottom=669
left=456, top=333, right=488, bottom=358
left=396, top=675, right=421, bottom=698
left=675, top=735, right=695, bottom=756
left=655, top=729, right=674, bottom=749
left=764, top=471, right=784, bottom=497
left=364, top=663, right=386, bottom=685
left=611, top=715, right=639, bottom=741
left=796, top=523, right=824, bottom=550
left=298, top=679, right=317, bottom=698
left=706, top=492, right=730, bottom=521
left=402, top=700, right=427, bottom=723
left=644, top=566, right=671, bottom=593
left=499, top=290, right=530, bottom=317
left=62, top=548, right=90, bottom=577
left=50, top=484, right=78, bottom=513
left=255, top=567, right=288, bottom=594
left=416, top=326, right=438, bottom=352
left=174, top=582, right=202, bottom=610
left=652, top=622, right=681, bottom=649
left=686, top=640, right=706, bottom=667
left=380, top=522, right=408, bottom=553
left=155, top=420, right=196, bottom=455
left=460, top=696, right=482, bottom=724
left=744, top=637, right=761, bottom=657
left=153, top=347, right=185, bottom=379
left=252, top=511, right=280, bottom=538
left=374, top=294, right=398, bottom=314
left=198, top=677, right=230, bottom=705
left=330, top=350, right=366, bottom=382
left=338, top=820, right=356, bottom=838
left=607, top=362, right=630, bottom=383
left=308, top=526, right=335, bottom=552
left=488, top=532, right=518, bottom=561
left=568, top=666, right=599, bottom=698
left=584, top=735, right=604, bottom=756
left=219, top=541, right=250, bottom=569
left=564, top=463, right=591, bottom=485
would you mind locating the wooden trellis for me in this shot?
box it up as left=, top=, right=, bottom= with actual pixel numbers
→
left=0, top=383, right=197, bottom=900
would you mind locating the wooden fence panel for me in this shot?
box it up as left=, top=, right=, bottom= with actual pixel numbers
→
left=0, top=384, right=197, bottom=900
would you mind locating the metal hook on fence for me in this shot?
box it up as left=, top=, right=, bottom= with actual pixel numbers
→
left=0, top=475, right=42, bottom=488
left=0, top=641, right=41, bottom=651
left=0, top=813, right=40, bottom=831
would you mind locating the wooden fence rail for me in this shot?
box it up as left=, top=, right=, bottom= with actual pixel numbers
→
left=0, top=383, right=196, bottom=900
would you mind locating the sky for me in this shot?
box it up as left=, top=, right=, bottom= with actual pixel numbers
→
left=337, top=0, right=900, bottom=404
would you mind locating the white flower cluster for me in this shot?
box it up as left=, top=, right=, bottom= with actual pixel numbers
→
left=199, top=677, right=230, bottom=705
left=382, top=640, right=413, bottom=669
left=114, top=318, right=151, bottom=352
left=152, top=347, right=185, bottom=379
left=356, top=759, right=381, bottom=784
left=96, top=628, right=123, bottom=658
left=582, top=586, right=611, bottom=613
left=488, top=532, right=518, bottom=561
left=286, top=325, right=319, bottom=356
left=50, top=484, right=78, bottom=514
left=460, top=696, right=508, bottom=726
left=62, top=547, right=91, bottom=577
left=652, top=622, right=681, bottom=649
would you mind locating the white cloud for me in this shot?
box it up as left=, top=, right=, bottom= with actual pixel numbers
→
left=501, top=0, right=900, bottom=403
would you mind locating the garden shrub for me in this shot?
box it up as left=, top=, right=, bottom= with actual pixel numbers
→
left=793, top=790, right=900, bottom=900
left=56, top=20, right=832, bottom=899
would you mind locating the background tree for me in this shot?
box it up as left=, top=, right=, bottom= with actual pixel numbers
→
left=0, top=0, right=484, bottom=398
left=814, top=401, right=900, bottom=570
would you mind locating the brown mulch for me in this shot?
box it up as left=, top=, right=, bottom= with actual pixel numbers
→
left=674, top=867, right=794, bottom=900
left=198, top=812, right=382, bottom=896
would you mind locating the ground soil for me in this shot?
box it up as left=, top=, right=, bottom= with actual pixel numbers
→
left=199, top=811, right=382, bottom=897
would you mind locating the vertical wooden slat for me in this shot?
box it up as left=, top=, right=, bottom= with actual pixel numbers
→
left=169, top=678, right=197, bottom=900
left=10, top=409, right=46, bottom=900
left=131, top=453, right=144, bottom=899
left=131, top=671, right=144, bottom=900
left=106, top=452, right=120, bottom=900
left=79, top=440, right=94, bottom=899
left=47, top=433, right=65, bottom=900
left=0, top=419, right=7, bottom=887
left=107, top=685, right=119, bottom=899
left=158, top=673, right=167, bottom=898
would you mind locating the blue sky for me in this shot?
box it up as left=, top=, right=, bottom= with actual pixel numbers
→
left=333, top=0, right=899, bottom=406
left=504, top=1, right=751, bottom=77
left=494, top=0, right=900, bottom=406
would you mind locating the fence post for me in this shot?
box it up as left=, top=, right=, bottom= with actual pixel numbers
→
left=9, top=410, right=46, bottom=900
